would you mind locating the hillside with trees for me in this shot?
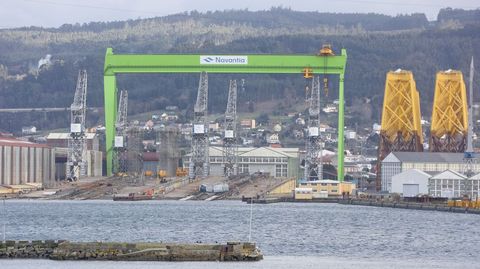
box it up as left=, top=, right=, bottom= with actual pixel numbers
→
left=0, top=7, right=478, bottom=133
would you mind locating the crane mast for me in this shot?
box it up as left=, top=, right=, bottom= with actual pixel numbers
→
left=189, top=72, right=209, bottom=179
left=67, top=70, right=88, bottom=181
left=113, top=90, right=128, bottom=174
left=223, top=80, right=238, bottom=177
left=116, top=90, right=128, bottom=133
left=304, top=76, right=323, bottom=181
left=464, top=57, right=476, bottom=177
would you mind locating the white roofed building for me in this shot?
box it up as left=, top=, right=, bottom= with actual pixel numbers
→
left=381, top=152, right=479, bottom=192
left=429, top=169, right=468, bottom=199
left=184, top=146, right=299, bottom=178
left=466, top=173, right=480, bottom=200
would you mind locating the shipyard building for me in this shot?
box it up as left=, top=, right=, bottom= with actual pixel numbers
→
left=381, top=152, right=480, bottom=199
left=46, top=133, right=103, bottom=179
left=0, top=136, right=55, bottom=187
left=381, top=152, right=480, bottom=192
left=184, top=146, right=299, bottom=178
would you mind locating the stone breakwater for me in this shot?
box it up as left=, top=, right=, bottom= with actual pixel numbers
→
left=0, top=240, right=263, bottom=261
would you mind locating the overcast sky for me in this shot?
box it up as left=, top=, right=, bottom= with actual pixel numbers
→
left=0, top=0, right=478, bottom=29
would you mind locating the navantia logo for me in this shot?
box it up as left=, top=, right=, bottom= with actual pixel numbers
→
left=200, top=55, right=248, bottom=64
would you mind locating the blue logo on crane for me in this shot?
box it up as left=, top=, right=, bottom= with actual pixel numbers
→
left=203, top=57, right=214, bottom=63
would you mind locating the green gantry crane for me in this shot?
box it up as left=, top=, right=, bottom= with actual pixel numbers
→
left=103, top=48, right=347, bottom=180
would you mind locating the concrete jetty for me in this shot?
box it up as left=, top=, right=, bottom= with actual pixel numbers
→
left=338, top=199, right=480, bottom=215
left=0, top=240, right=263, bottom=261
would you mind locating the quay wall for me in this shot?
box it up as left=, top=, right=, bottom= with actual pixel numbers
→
left=0, top=240, right=262, bottom=261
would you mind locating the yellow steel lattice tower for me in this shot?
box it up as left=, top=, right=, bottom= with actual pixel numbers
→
left=377, top=70, right=423, bottom=191
left=430, top=70, right=468, bottom=152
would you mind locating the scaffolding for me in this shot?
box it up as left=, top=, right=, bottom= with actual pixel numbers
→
left=157, top=126, right=180, bottom=177
left=126, top=127, right=144, bottom=179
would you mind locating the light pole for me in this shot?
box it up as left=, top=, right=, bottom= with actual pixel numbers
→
left=248, top=199, right=253, bottom=243
left=2, top=195, right=6, bottom=242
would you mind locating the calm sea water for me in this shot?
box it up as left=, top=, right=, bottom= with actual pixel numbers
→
left=1, top=200, right=479, bottom=268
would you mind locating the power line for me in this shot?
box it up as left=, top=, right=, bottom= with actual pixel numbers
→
left=21, top=0, right=479, bottom=14
left=21, top=0, right=162, bottom=15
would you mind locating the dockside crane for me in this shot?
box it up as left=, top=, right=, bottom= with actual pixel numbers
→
left=304, top=76, right=323, bottom=181
left=113, top=90, right=128, bottom=174
left=67, top=70, right=88, bottom=181
left=464, top=57, right=476, bottom=177
left=223, top=80, right=238, bottom=177
left=189, top=72, right=209, bottom=179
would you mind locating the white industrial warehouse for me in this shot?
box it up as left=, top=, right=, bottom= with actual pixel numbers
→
left=391, top=169, right=430, bottom=197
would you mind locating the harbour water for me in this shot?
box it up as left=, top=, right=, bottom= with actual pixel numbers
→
left=1, top=200, right=479, bottom=268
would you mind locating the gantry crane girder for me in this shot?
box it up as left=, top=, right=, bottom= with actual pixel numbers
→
left=223, top=80, right=238, bottom=177
left=430, top=70, right=468, bottom=153
left=189, top=72, right=209, bottom=179
left=378, top=70, right=423, bottom=190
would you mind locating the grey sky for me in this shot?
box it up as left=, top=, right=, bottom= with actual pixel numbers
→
left=0, top=0, right=478, bottom=29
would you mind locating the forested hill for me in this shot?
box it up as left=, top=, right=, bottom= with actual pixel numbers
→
left=0, top=7, right=479, bottom=132
left=11, top=7, right=429, bottom=33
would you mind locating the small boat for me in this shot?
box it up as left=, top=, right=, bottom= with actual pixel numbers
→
left=113, top=193, right=152, bottom=201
